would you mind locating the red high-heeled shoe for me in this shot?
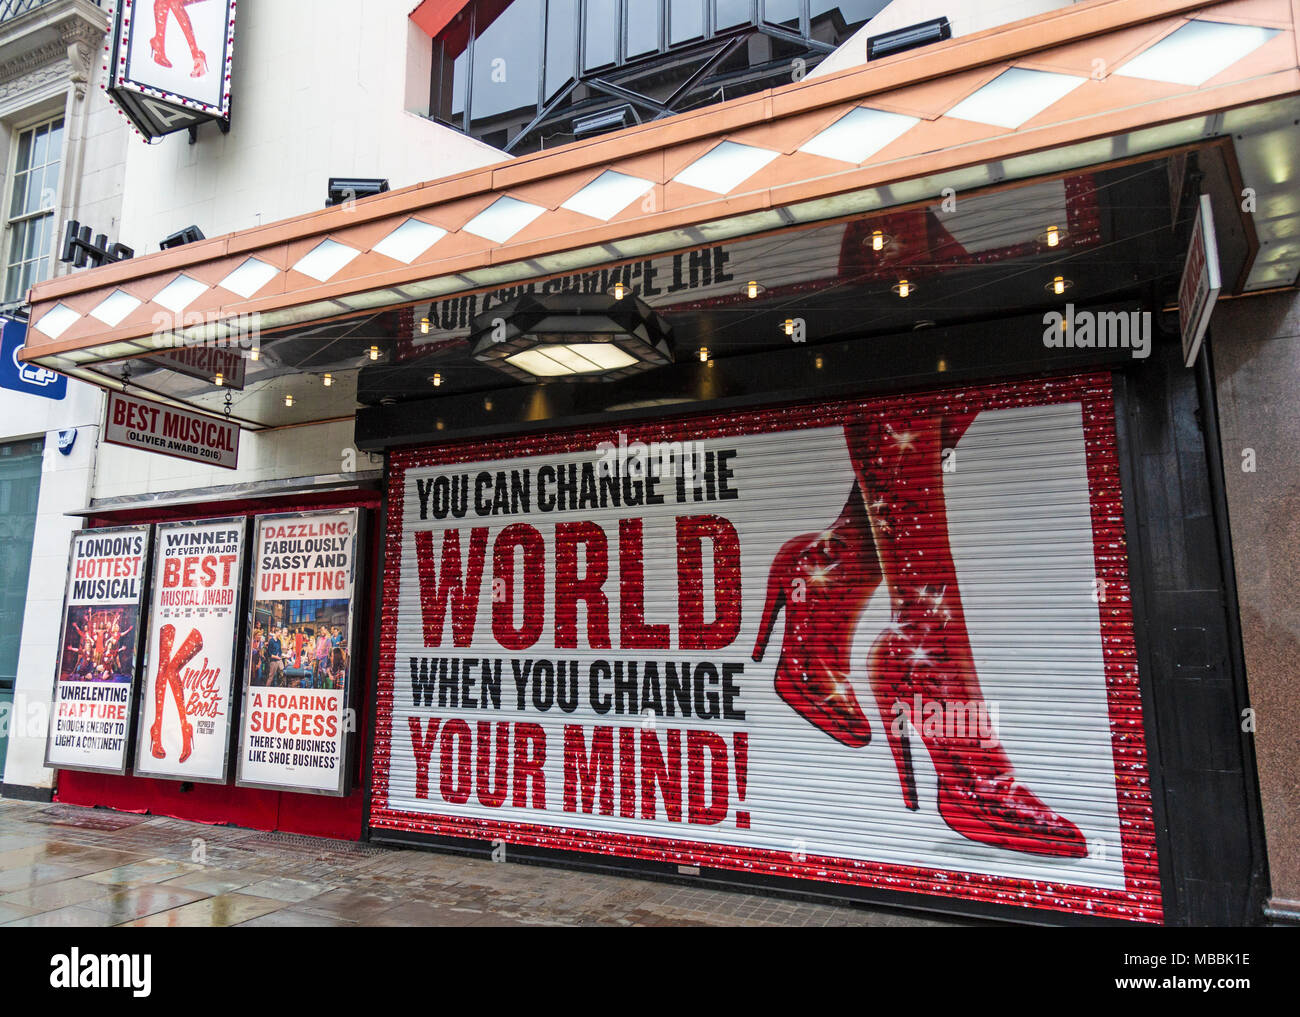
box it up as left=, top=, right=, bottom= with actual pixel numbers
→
left=151, top=624, right=203, bottom=763
left=753, top=488, right=880, bottom=748
left=847, top=414, right=1088, bottom=859
left=149, top=624, right=175, bottom=758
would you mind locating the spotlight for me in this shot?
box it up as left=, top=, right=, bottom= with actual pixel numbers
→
left=867, top=229, right=894, bottom=252
left=892, top=280, right=912, bottom=298
left=1042, top=225, right=1066, bottom=248
left=369, top=345, right=381, bottom=361
left=327, top=178, right=390, bottom=207
left=323, top=373, right=333, bottom=387
left=421, top=317, right=430, bottom=334
left=609, top=280, right=627, bottom=301
left=1047, top=275, right=1073, bottom=296
left=160, top=225, right=206, bottom=250
left=430, top=373, right=442, bottom=387
left=745, top=281, right=765, bottom=299
left=783, top=319, right=795, bottom=336
left=284, top=394, right=294, bottom=408
left=867, top=17, right=952, bottom=60
left=214, top=372, right=224, bottom=387
left=698, top=346, right=709, bottom=363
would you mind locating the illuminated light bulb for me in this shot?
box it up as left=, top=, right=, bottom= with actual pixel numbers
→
left=484, top=398, right=493, bottom=411
left=436, top=420, right=445, bottom=431
left=895, top=280, right=911, bottom=298
left=323, top=373, right=333, bottom=387
left=1046, top=226, right=1060, bottom=248
left=872, top=230, right=885, bottom=252
left=214, top=372, right=224, bottom=387
left=420, top=317, right=430, bottom=334
left=814, top=356, right=823, bottom=370
left=248, top=347, right=260, bottom=362
left=784, top=319, right=795, bottom=336
left=612, top=281, right=626, bottom=300
left=369, top=345, right=380, bottom=361
left=432, top=373, right=442, bottom=387
left=284, top=394, right=294, bottom=408
left=698, top=347, right=709, bottom=363
left=1053, top=276, right=1066, bottom=296
left=747, top=280, right=759, bottom=299
left=937, top=358, right=948, bottom=372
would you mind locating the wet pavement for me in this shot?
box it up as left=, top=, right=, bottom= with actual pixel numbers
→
left=0, top=798, right=963, bottom=927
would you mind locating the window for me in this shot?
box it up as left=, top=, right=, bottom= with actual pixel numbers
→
left=430, top=1, right=886, bottom=155
left=0, top=437, right=43, bottom=779
left=4, top=116, right=63, bottom=305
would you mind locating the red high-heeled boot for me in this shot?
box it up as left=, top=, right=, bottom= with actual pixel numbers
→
left=148, top=624, right=174, bottom=758
left=167, top=628, right=202, bottom=763
left=846, top=413, right=1088, bottom=859
left=753, top=488, right=879, bottom=747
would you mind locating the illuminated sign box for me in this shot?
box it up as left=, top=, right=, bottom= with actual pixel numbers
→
left=107, top=0, right=237, bottom=140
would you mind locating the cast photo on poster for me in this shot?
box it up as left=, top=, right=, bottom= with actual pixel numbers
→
left=249, top=599, right=351, bottom=691
left=59, top=606, right=138, bottom=684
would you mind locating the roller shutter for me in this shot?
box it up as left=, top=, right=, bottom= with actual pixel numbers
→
left=370, top=370, right=1162, bottom=923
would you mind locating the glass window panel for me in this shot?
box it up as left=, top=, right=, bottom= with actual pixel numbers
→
left=471, top=0, right=543, bottom=122
left=763, top=0, right=800, bottom=29
left=451, top=45, right=470, bottom=118
left=715, top=0, right=752, bottom=29
left=670, top=0, right=705, bottom=44
left=811, top=0, right=887, bottom=30
left=9, top=173, right=28, bottom=219
left=0, top=439, right=43, bottom=684
left=626, top=0, right=660, bottom=58
left=14, top=130, right=31, bottom=174
left=584, top=0, right=618, bottom=69
left=31, top=123, right=48, bottom=168
left=546, top=0, right=579, bottom=99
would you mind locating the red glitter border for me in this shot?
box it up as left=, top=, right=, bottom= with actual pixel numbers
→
left=369, top=371, right=1163, bottom=923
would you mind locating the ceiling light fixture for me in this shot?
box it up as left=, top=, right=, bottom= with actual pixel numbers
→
left=783, top=319, right=795, bottom=336
left=214, top=372, right=224, bottom=387
left=323, top=373, right=333, bottom=387
left=893, top=280, right=913, bottom=298
left=1047, top=275, right=1073, bottom=296
left=369, top=345, right=381, bottom=361
left=868, top=229, right=894, bottom=252
left=284, top=394, right=294, bottom=408
left=1042, top=225, right=1065, bottom=248
left=745, top=281, right=765, bottom=299
left=431, top=372, right=442, bottom=387
left=470, top=293, right=674, bottom=383
left=420, top=317, right=430, bottom=334
left=609, top=280, right=627, bottom=301
left=698, top=346, right=709, bottom=362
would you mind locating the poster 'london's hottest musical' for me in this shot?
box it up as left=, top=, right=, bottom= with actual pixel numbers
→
left=134, top=517, right=247, bottom=782
left=45, top=526, right=151, bottom=775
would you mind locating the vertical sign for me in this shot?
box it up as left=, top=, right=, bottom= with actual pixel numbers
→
left=133, top=517, right=247, bottom=783
left=108, top=0, right=238, bottom=139
left=236, top=509, right=364, bottom=796
left=45, top=527, right=151, bottom=775
left=1179, top=193, right=1222, bottom=368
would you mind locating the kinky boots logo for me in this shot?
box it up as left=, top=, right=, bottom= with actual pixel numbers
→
left=50, top=949, right=151, bottom=997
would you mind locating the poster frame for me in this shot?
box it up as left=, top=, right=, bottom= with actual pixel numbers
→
left=131, top=515, right=249, bottom=785
left=234, top=507, right=367, bottom=798
left=43, top=524, right=154, bottom=777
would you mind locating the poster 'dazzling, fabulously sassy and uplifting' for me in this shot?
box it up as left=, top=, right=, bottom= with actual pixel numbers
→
left=236, top=509, right=364, bottom=797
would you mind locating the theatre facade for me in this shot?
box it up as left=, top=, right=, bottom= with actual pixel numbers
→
left=13, top=0, right=1300, bottom=926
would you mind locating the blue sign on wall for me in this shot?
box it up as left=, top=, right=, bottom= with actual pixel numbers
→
left=0, top=316, right=66, bottom=401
